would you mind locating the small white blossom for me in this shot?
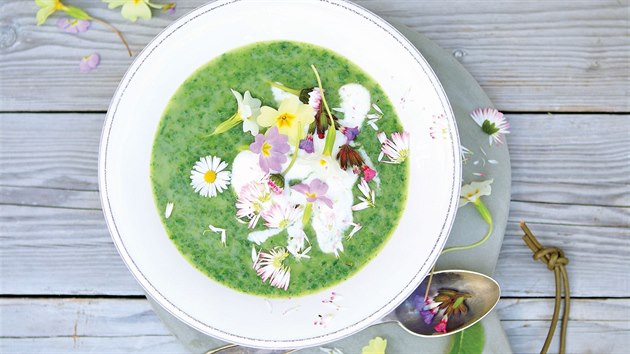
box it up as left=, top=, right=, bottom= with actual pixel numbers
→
left=459, top=179, right=493, bottom=207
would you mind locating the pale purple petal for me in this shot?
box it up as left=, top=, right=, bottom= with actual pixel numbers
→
left=292, top=183, right=310, bottom=195
left=309, top=178, right=328, bottom=196
left=250, top=134, right=265, bottom=154
left=79, top=53, right=100, bottom=73
left=299, top=136, right=314, bottom=153
left=318, top=196, right=333, bottom=208
left=57, top=18, right=90, bottom=33
left=342, top=126, right=360, bottom=141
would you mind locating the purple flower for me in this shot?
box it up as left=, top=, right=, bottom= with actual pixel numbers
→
left=162, top=3, right=177, bottom=15
left=250, top=126, right=290, bottom=173
left=79, top=53, right=100, bottom=73
left=292, top=179, right=333, bottom=208
left=341, top=126, right=359, bottom=141
left=299, top=134, right=314, bottom=153
left=57, top=18, right=91, bottom=33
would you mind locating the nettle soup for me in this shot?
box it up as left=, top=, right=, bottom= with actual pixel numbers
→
left=151, top=41, right=410, bottom=297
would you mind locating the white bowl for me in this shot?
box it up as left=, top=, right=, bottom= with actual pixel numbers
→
left=99, top=0, right=460, bottom=349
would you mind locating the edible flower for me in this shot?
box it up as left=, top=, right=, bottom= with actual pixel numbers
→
left=79, top=53, right=100, bottom=73
left=57, top=18, right=90, bottom=33
left=292, top=178, right=333, bottom=225
left=287, top=226, right=311, bottom=260
left=434, top=315, right=448, bottom=334
left=377, top=131, right=410, bottom=164
left=298, top=134, right=315, bottom=154
left=352, top=178, right=376, bottom=211
left=340, top=126, right=360, bottom=142
left=336, top=144, right=364, bottom=171
left=253, top=247, right=291, bottom=290
left=292, top=179, right=333, bottom=208
left=36, top=0, right=132, bottom=56
left=459, top=179, right=493, bottom=208
left=361, top=337, right=387, bottom=354
left=189, top=155, right=231, bottom=198
left=361, top=165, right=377, bottom=182
left=36, top=0, right=90, bottom=25
left=236, top=180, right=272, bottom=229
left=313, top=107, right=339, bottom=140
left=249, top=127, right=290, bottom=173
left=257, top=96, right=315, bottom=146
left=103, top=0, right=176, bottom=21
left=470, top=107, right=510, bottom=145
left=210, top=89, right=262, bottom=136
left=261, top=201, right=301, bottom=229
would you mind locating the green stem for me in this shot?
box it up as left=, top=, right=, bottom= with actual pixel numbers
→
left=206, top=112, right=240, bottom=137
left=268, top=81, right=301, bottom=96
left=91, top=17, right=132, bottom=57
left=441, top=200, right=493, bottom=255
left=302, top=202, right=313, bottom=226
left=281, top=127, right=301, bottom=175
left=311, top=65, right=336, bottom=156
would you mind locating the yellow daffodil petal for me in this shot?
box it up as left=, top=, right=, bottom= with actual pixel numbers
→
left=361, top=337, right=387, bottom=354
left=121, top=0, right=152, bottom=21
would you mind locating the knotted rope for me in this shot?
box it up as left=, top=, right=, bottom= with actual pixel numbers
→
left=520, top=221, right=571, bottom=354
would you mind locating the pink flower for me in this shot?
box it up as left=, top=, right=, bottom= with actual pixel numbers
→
left=79, top=53, right=100, bottom=73
left=377, top=131, right=410, bottom=164
left=434, top=314, right=449, bottom=333
left=57, top=18, right=91, bottom=33
left=362, top=165, right=377, bottom=182
left=253, top=248, right=291, bottom=290
left=292, top=179, right=333, bottom=208
left=249, top=126, right=290, bottom=173
left=470, top=108, right=510, bottom=145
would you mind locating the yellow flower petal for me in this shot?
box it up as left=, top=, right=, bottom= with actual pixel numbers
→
left=361, top=337, right=387, bottom=354
left=257, top=106, right=280, bottom=127
left=121, top=0, right=151, bottom=21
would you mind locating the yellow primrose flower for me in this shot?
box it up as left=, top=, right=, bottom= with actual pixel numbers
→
left=103, top=0, right=152, bottom=22
left=257, top=96, right=315, bottom=146
left=361, top=336, right=387, bottom=354
left=35, top=0, right=91, bottom=25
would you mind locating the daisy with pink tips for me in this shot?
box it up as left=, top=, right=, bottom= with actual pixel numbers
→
left=253, top=248, right=291, bottom=290
left=377, top=131, right=410, bottom=164
left=470, top=108, right=510, bottom=145
left=235, top=180, right=272, bottom=229
left=261, top=200, right=301, bottom=229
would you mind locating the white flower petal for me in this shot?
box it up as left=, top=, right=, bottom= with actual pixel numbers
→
left=164, top=202, right=174, bottom=219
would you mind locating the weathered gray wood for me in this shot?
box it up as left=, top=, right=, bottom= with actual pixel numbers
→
left=2, top=298, right=628, bottom=353
left=1, top=200, right=627, bottom=297
left=2, top=113, right=628, bottom=206
left=0, top=1, right=628, bottom=112
left=1, top=112, right=628, bottom=296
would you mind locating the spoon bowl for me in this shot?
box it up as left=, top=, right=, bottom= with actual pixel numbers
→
left=384, top=270, right=501, bottom=337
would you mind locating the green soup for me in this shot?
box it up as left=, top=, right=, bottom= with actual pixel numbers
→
left=151, top=41, right=409, bottom=297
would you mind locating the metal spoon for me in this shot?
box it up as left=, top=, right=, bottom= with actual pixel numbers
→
left=206, top=270, right=500, bottom=353
left=382, top=269, right=501, bottom=337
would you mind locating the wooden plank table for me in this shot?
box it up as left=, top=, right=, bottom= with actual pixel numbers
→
left=1, top=0, right=629, bottom=352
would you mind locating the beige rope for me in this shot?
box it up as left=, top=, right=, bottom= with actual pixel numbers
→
left=520, top=221, right=571, bottom=354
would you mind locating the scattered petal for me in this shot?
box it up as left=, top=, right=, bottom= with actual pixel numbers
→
left=79, top=53, right=100, bottom=73
left=164, top=202, right=174, bottom=219
left=57, top=18, right=91, bottom=33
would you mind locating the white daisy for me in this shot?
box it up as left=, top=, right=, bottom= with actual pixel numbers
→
left=459, top=179, right=493, bottom=208
left=261, top=201, right=301, bottom=229
left=377, top=131, right=410, bottom=164
left=470, top=108, right=510, bottom=145
left=253, top=248, right=291, bottom=290
left=352, top=178, right=376, bottom=211
left=235, top=180, right=272, bottom=228
left=190, top=155, right=231, bottom=198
